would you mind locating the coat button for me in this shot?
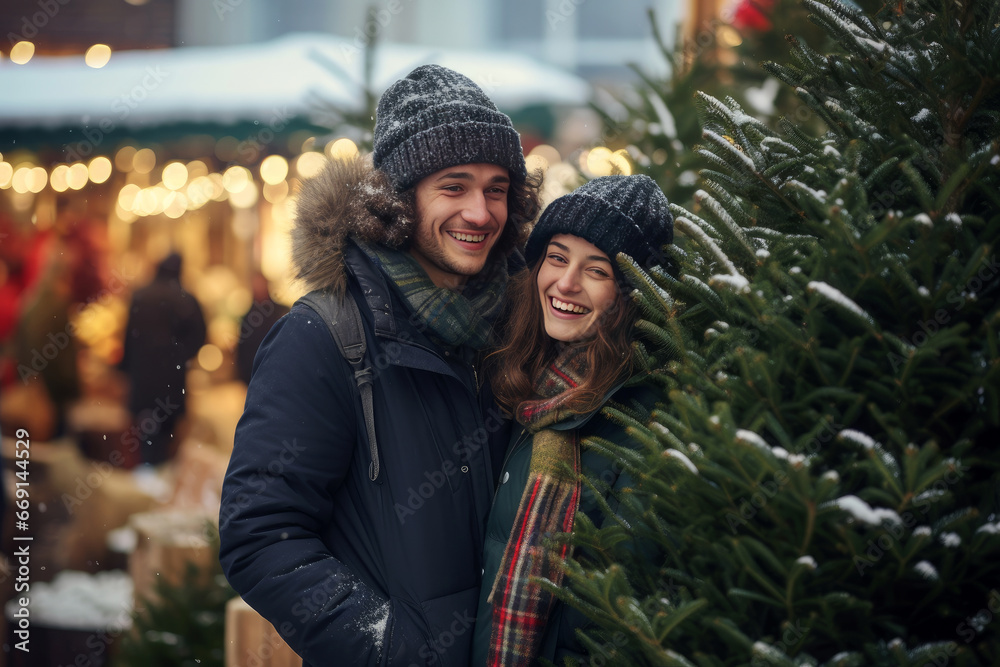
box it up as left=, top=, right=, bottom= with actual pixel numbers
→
left=461, top=465, right=469, bottom=473
left=502, top=472, right=510, bottom=484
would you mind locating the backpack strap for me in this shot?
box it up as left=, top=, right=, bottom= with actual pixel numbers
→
left=298, top=290, right=380, bottom=482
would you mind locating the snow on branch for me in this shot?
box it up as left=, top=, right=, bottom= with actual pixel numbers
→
left=703, top=129, right=756, bottom=171
left=825, top=495, right=902, bottom=526
left=806, top=281, right=876, bottom=328
left=663, top=449, right=699, bottom=474
left=836, top=429, right=877, bottom=450
left=674, top=216, right=742, bottom=278
left=647, top=91, right=677, bottom=140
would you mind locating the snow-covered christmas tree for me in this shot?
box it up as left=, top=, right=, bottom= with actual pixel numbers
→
left=558, top=0, right=1000, bottom=664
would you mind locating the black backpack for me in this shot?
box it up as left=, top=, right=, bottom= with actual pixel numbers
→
left=297, top=290, right=380, bottom=482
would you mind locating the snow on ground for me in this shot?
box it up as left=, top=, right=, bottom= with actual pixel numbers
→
left=5, top=570, right=133, bottom=630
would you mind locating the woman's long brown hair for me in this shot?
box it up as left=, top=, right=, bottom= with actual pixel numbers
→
left=489, top=256, right=637, bottom=417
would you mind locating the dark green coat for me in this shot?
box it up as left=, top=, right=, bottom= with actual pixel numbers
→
left=472, top=384, right=655, bottom=666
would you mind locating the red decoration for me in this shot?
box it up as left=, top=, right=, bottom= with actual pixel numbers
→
left=732, top=0, right=777, bottom=32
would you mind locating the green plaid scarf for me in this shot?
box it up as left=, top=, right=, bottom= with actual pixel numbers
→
left=358, top=241, right=507, bottom=350
left=487, top=344, right=589, bottom=667
left=514, top=344, right=591, bottom=431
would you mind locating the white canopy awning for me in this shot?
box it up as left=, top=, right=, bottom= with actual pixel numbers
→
left=0, top=34, right=592, bottom=132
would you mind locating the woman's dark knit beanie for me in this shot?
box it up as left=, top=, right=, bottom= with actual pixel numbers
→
left=524, top=175, right=674, bottom=276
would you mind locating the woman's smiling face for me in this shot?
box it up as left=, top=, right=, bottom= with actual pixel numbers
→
left=536, top=233, right=620, bottom=343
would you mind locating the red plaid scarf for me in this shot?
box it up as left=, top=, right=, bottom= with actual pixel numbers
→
left=486, top=345, right=589, bottom=666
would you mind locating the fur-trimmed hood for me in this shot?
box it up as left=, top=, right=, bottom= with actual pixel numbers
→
left=291, top=155, right=415, bottom=294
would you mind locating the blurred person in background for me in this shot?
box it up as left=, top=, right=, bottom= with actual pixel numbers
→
left=11, top=242, right=80, bottom=440
left=119, top=252, right=206, bottom=466
left=219, top=64, right=541, bottom=666
left=234, top=271, right=289, bottom=386
left=3, top=197, right=108, bottom=440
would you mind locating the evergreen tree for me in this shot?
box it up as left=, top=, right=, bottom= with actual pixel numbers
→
left=309, top=4, right=382, bottom=151
left=112, top=530, right=234, bottom=667
left=590, top=0, right=829, bottom=211
left=590, top=10, right=720, bottom=207
left=555, top=1, right=1000, bottom=665
left=725, top=0, right=830, bottom=124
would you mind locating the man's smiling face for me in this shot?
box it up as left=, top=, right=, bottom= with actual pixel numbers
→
left=409, top=163, right=510, bottom=290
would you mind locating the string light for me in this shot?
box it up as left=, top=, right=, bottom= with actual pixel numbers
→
left=50, top=165, right=71, bottom=192
left=259, top=155, right=289, bottom=185
left=85, top=44, right=112, bottom=69
left=10, top=42, right=34, bottom=65
left=295, top=152, right=327, bottom=179
left=162, top=162, right=189, bottom=190
left=133, top=148, right=156, bottom=174
left=67, top=163, right=89, bottom=190
left=325, top=138, right=359, bottom=161
left=88, top=156, right=113, bottom=184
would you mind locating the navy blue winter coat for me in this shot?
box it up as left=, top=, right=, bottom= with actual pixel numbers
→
left=219, top=158, right=514, bottom=667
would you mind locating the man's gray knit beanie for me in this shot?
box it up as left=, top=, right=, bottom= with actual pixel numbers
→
left=524, top=175, right=674, bottom=276
left=372, top=64, right=528, bottom=191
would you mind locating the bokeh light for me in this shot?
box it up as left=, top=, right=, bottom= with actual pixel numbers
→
left=582, top=147, right=632, bottom=177
left=118, top=183, right=141, bottom=210
left=50, top=165, right=71, bottom=192
left=88, top=156, right=113, bottom=184
left=186, top=160, right=209, bottom=178
left=610, top=149, right=633, bottom=175
left=208, top=173, right=228, bottom=201
left=259, top=155, right=289, bottom=185
left=133, top=148, right=157, bottom=174
left=11, top=167, right=31, bottom=194
left=67, top=163, right=90, bottom=190
left=162, top=162, right=189, bottom=190
left=197, top=344, right=224, bottom=372
left=223, top=166, right=252, bottom=193
left=186, top=176, right=213, bottom=208
left=263, top=181, right=289, bottom=204
left=10, top=42, right=34, bottom=65
left=163, top=191, right=188, bottom=218
left=115, top=146, right=137, bottom=172
left=528, top=144, right=561, bottom=166
left=229, top=181, right=259, bottom=209
left=134, top=187, right=158, bottom=216
left=325, top=138, right=359, bottom=161
left=295, top=152, right=327, bottom=179
left=583, top=147, right=612, bottom=176
left=85, top=44, right=112, bottom=68
left=27, top=167, right=48, bottom=194
left=717, top=25, right=743, bottom=48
